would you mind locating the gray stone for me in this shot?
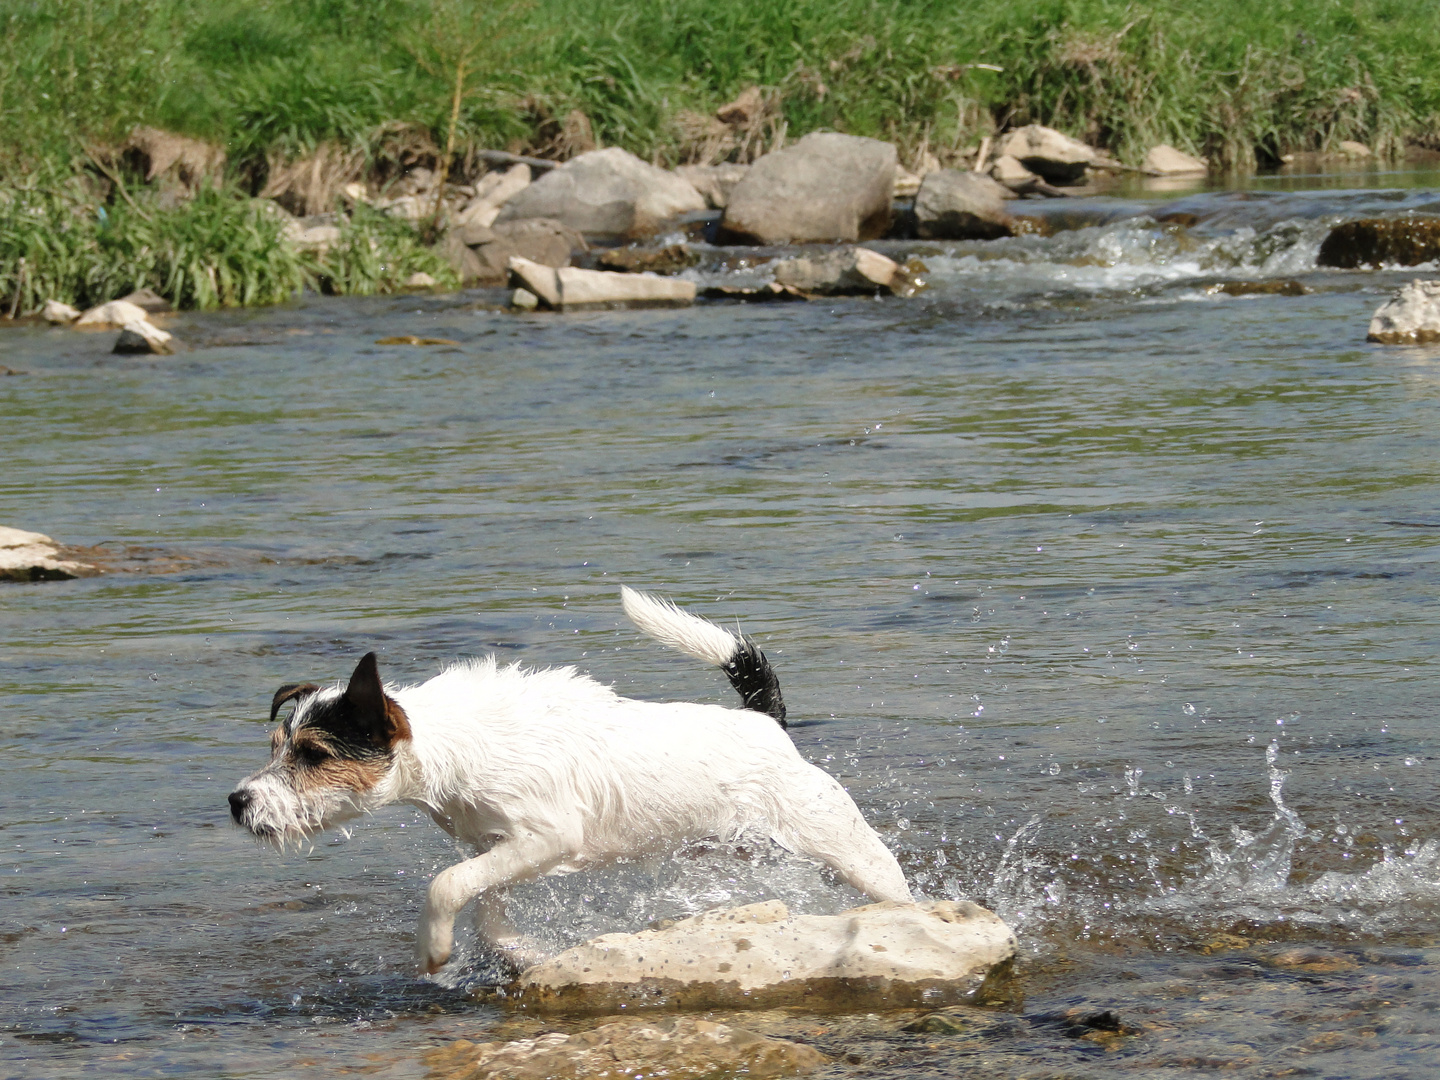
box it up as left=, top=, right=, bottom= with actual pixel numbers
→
left=675, top=163, right=750, bottom=209
left=996, top=124, right=1097, bottom=184
left=495, top=147, right=705, bottom=241
left=507, top=257, right=561, bottom=307
left=915, top=170, right=1015, bottom=240
left=473, top=219, right=586, bottom=284
left=439, top=230, right=485, bottom=284
left=0, top=527, right=96, bottom=582
left=510, top=287, right=539, bottom=310
left=1368, top=280, right=1440, bottom=344
left=113, top=319, right=174, bottom=356
left=424, top=1016, right=826, bottom=1080
left=457, top=164, right=532, bottom=229
left=516, top=899, right=1016, bottom=1012
left=721, top=133, right=897, bottom=244
left=772, top=247, right=923, bottom=297
left=556, top=265, right=696, bottom=306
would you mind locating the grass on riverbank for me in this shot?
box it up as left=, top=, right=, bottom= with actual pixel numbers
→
left=3, top=0, right=1439, bottom=176
left=0, top=176, right=457, bottom=313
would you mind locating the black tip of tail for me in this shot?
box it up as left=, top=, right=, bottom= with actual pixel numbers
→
left=722, top=637, right=787, bottom=728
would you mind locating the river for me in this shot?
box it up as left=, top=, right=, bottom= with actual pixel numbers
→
left=4, top=167, right=1440, bottom=1078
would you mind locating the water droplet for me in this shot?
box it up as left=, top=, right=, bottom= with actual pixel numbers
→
left=1182, top=703, right=1196, bottom=715
left=1048, top=763, right=1060, bottom=775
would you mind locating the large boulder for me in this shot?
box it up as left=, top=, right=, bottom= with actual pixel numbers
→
left=915, top=170, right=1015, bottom=240
left=494, top=148, right=705, bottom=241
left=0, top=527, right=97, bottom=582
left=75, top=299, right=151, bottom=329
left=1318, top=218, right=1440, bottom=269
left=424, top=1017, right=826, bottom=1080
left=721, top=133, right=898, bottom=245
left=1367, top=280, right=1440, bottom=343
left=771, top=247, right=925, bottom=297
left=996, top=125, right=1096, bottom=184
left=473, top=219, right=586, bottom=284
left=516, top=899, right=1016, bottom=1012
left=675, top=163, right=750, bottom=209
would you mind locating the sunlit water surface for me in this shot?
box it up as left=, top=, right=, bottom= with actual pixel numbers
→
left=5, top=182, right=1440, bottom=1078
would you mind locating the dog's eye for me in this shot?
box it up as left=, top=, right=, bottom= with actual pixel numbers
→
left=295, top=744, right=330, bottom=767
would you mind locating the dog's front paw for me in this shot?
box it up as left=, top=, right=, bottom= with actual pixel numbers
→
left=415, top=912, right=454, bottom=975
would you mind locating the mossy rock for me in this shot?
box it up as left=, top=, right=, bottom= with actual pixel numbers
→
left=1317, top=217, right=1440, bottom=268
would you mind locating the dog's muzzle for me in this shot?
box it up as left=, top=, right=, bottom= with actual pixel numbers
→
left=228, top=788, right=252, bottom=824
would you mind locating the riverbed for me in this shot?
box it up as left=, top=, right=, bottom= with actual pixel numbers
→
left=4, top=171, right=1440, bottom=1078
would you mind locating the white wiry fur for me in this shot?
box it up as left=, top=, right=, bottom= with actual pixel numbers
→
left=620, top=585, right=741, bottom=666
left=233, top=590, right=912, bottom=975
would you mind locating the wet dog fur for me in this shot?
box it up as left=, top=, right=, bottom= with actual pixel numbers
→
left=228, top=587, right=911, bottom=974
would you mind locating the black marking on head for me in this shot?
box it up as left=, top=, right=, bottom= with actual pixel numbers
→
left=270, top=682, right=320, bottom=724
left=722, top=637, right=787, bottom=728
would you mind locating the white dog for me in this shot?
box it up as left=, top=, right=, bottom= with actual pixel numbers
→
left=229, top=587, right=911, bottom=973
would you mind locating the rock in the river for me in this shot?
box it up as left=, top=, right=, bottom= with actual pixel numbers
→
left=990, top=154, right=1037, bottom=185
left=1318, top=218, right=1440, bottom=268
left=1339, top=140, right=1373, bottom=159
left=42, top=300, right=80, bottom=324
left=473, top=219, right=587, bottom=284
left=495, top=148, right=705, bottom=241
left=721, top=133, right=897, bottom=244
left=516, top=899, right=1016, bottom=1012
left=457, top=164, right=532, bottom=229
left=1367, top=279, right=1440, bottom=343
left=425, top=1016, right=826, bottom=1080
left=439, top=229, right=486, bottom=284
left=0, top=527, right=97, bottom=582
left=506, top=257, right=696, bottom=308
left=1143, top=144, right=1208, bottom=176
left=914, top=170, right=1015, bottom=240
left=771, top=247, right=923, bottom=297
left=596, top=244, right=700, bottom=274
left=113, top=319, right=175, bottom=355
left=996, top=125, right=1097, bottom=184
left=675, top=163, right=750, bottom=209
left=118, top=287, right=173, bottom=314
left=75, top=299, right=151, bottom=329
left=404, top=271, right=437, bottom=288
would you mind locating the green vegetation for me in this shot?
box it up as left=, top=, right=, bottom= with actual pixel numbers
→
left=3, top=0, right=1438, bottom=173
left=0, top=173, right=456, bottom=312
left=1, top=0, right=1438, bottom=311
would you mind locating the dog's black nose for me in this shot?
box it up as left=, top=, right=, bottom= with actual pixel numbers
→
left=228, top=789, right=251, bottom=822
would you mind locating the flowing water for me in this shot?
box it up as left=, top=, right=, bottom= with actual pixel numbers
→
left=5, top=171, right=1440, bottom=1078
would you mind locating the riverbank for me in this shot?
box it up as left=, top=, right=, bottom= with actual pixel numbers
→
left=6, top=0, right=1439, bottom=177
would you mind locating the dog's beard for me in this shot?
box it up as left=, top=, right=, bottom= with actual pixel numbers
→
left=235, top=771, right=370, bottom=847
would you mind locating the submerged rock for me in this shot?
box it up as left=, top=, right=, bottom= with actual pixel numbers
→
left=1367, top=279, right=1440, bottom=343
left=1211, top=280, right=1310, bottom=296
left=496, top=148, right=705, bottom=241
left=772, top=247, right=925, bottom=297
left=75, top=299, right=150, bottom=329
left=0, top=527, right=97, bottom=582
left=721, top=133, right=897, bottom=244
left=1318, top=218, right=1440, bottom=268
left=915, top=170, right=1015, bottom=240
left=113, top=319, right=174, bottom=356
left=424, top=1016, right=826, bottom=1080
left=515, top=899, right=1016, bottom=1013
left=596, top=244, right=700, bottom=275
left=996, top=125, right=1097, bottom=184
left=1144, top=144, right=1208, bottom=176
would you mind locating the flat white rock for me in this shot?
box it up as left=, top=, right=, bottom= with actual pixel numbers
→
left=1144, top=144, right=1207, bottom=175
left=42, top=299, right=80, bottom=324
left=506, top=257, right=695, bottom=308
left=1368, top=279, right=1440, bottom=344
left=0, top=527, right=96, bottom=581
left=75, top=299, right=150, bottom=328
left=517, top=899, right=1016, bottom=1011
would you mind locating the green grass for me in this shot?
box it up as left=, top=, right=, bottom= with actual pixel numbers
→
left=0, top=175, right=456, bottom=313
left=2, top=0, right=1438, bottom=174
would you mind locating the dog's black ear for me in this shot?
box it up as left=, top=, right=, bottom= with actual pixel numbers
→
left=343, top=652, right=411, bottom=745
left=270, top=682, right=319, bottom=723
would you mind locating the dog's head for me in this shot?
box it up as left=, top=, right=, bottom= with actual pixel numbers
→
left=228, top=652, right=412, bottom=844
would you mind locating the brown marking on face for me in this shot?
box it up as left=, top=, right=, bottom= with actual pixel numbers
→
left=286, top=726, right=392, bottom=795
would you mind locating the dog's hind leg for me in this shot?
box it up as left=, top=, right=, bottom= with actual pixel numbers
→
left=774, top=771, right=913, bottom=904
left=417, top=833, right=565, bottom=974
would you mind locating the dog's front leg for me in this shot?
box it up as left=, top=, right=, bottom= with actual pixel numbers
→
left=417, top=834, right=563, bottom=974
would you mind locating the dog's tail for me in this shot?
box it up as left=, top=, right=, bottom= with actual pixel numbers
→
left=620, top=586, right=787, bottom=728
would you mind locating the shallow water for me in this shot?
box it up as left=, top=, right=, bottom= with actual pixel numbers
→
left=5, top=179, right=1440, bottom=1078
